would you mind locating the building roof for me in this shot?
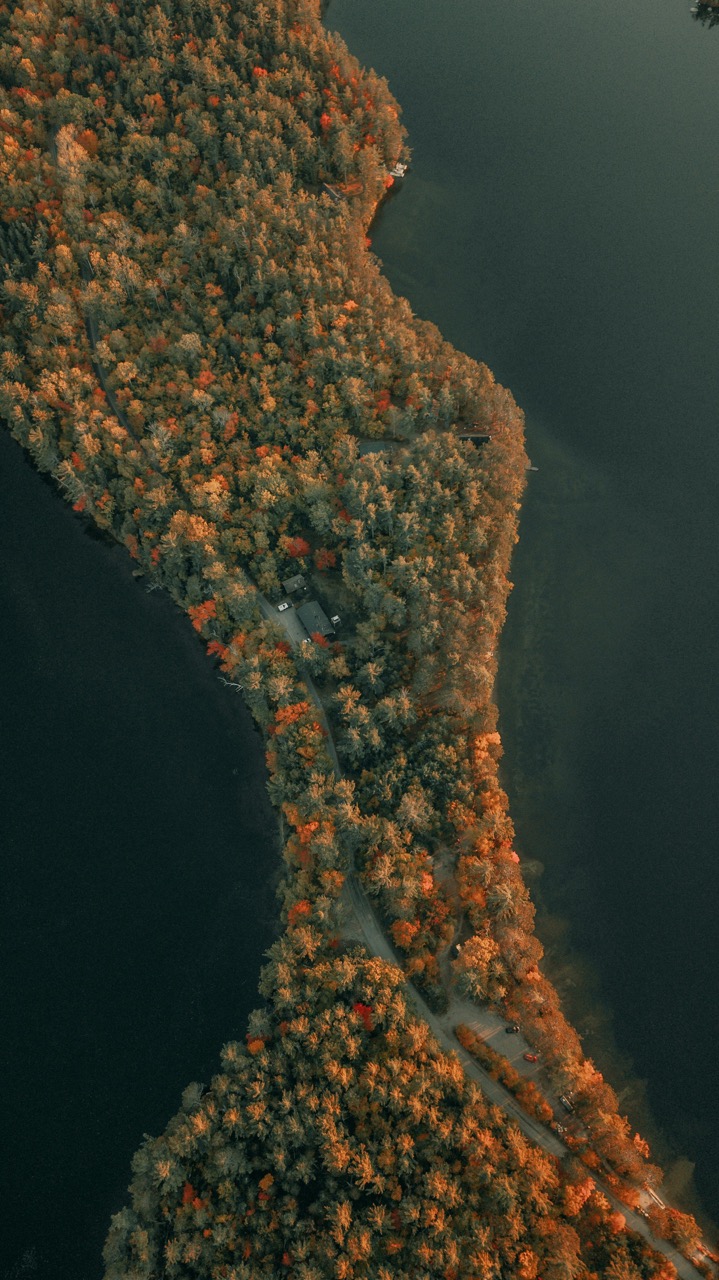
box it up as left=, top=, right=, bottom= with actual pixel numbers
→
left=357, top=438, right=396, bottom=456
left=297, top=600, right=334, bottom=638
left=457, top=432, right=492, bottom=447
left=282, top=573, right=306, bottom=593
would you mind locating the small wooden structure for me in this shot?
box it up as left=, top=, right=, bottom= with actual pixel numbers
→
left=282, top=573, right=307, bottom=595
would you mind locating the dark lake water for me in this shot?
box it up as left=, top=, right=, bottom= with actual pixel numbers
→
left=331, top=0, right=719, bottom=1224
left=0, top=430, right=280, bottom=1279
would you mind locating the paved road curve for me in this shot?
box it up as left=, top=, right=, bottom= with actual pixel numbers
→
left=342, top=871, right=699, bottom=1280
left=260, top=591, right=706, bottom=1280
left=74, top=294, right=706, bottom=1280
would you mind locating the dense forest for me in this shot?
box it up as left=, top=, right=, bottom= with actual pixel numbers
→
left=0, top=0, right=712, bottom=1275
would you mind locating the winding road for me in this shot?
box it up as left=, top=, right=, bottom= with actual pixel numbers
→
left=72, top=277, right=707, bottom=1280
left=263, top=594, right=706, bottom=1280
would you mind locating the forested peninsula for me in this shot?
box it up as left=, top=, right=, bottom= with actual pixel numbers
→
left=0, top=1, right=713, bottom=1277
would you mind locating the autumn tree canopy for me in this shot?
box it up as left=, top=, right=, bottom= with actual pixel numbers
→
left=0, top=0, right=700, bottom=1274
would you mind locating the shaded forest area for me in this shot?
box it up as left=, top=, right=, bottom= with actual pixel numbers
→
left=0, top=0, right=707, bottom=1275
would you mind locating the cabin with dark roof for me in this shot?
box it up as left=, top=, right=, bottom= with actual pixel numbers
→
left=457, top=431, right=492, bottom=448
left=282, top=573, right=307, bottom=595
left=297, top=600, right=334, bottom=639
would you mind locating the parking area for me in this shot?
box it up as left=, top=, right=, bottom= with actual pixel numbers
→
left=274, top=601, right=309, bottom=648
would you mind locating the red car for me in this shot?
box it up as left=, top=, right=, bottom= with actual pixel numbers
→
left=523, top=1053, right=539, bottom=1063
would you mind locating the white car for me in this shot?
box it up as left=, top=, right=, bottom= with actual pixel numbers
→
left=278, top=601, right=290, bottom=612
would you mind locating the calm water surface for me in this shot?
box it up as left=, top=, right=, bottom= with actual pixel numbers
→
left=1, top=430, right=280, bottom=1279
left=331, top=0, right=719, bottom=1221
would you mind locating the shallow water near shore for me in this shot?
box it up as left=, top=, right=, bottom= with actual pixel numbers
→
left=0, top=430, right=281, bottom=1279
left=330, top=0, right=719, bottom=1223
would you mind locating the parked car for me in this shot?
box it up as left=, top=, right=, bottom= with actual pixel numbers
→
left=505, top=1024, right=520, bottom=1034
left=523, top=1053, right=539, bottom=1063
left=278, top=601, right=290, bottom=612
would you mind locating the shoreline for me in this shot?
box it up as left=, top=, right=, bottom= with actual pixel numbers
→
left=331, top=8, right=718, bottom=1242
left=3, top=0, right=716, bottom=1272
left=494, top=422, right=718, bottom=1235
